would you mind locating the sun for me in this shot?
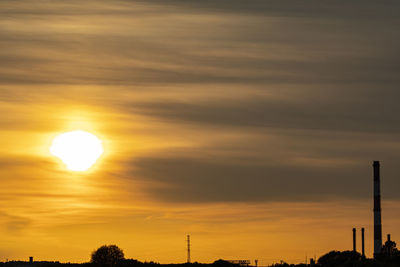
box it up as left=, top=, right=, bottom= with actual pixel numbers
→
left=50, top=130, right=104, bottom=171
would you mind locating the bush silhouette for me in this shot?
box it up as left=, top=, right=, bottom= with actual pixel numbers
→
left=91, top=245, right=125, bottom=266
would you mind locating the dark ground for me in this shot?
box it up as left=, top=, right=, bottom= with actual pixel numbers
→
left=2, top=251, right=400, bottom=267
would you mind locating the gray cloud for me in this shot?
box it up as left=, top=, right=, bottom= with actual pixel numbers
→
left=132, top=0, right=400, bottom=19
left=0, top=212, right=32, bottom=233
left=127, top=155, right=400, bottom=203
left=0, top=156, right=53, bottom=169
left=0, top=0, right=399, bottom=86
left=6, top=217, right=32, bottom=233
left=1, top=0, right=400, bottom=204
left=123, top=89, right=400, bottom=134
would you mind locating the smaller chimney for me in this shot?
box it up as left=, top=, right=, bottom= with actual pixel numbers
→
left=388, top=234, right=391, bottom=241
left=29, top=257, right=33, bottom=263
left=353, top=228, right=357, bottom=252
left=361, top=228, right=365, bottom=257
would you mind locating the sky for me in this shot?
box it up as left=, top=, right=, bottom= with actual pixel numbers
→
left=0, top=0, right=400, bottom=264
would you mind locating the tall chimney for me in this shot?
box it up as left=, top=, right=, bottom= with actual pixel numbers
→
left=353, top=228, right=356, bottom=252
left=373, top=161, right=382, bottom=258
left=361, top=228, right=365, bottom=258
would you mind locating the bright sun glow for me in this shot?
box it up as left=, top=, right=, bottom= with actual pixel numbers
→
left=50, top=130, right=104, bottom=171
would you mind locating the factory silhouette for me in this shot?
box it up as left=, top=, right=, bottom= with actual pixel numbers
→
left=0, top=161, right=398, bottom=267
left=350, top=161, right=397, bottom=259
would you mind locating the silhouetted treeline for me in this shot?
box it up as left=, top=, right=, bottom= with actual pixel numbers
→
left=271, top=250, right=400, bottom=267
left=0, top=260, right=238, bottom=267
left=1, top=253, right=400, bottom=267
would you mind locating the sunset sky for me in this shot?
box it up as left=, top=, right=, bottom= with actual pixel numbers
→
left=1, top=0, right=400, bottom=265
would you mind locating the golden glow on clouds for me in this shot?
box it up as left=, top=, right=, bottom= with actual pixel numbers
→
left=50, top=130, right=103, bottom=171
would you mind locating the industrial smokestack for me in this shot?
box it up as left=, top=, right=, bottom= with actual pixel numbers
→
left=373, top=161, right=382, bottom=258
left=361, top=228, right=365, bottom=258
left=353, top=228, right=356, bottom=252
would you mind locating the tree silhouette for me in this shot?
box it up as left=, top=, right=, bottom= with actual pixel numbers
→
left=91, top=245, right=125, bottom=266
left=318, top=250, right=362, bottom=267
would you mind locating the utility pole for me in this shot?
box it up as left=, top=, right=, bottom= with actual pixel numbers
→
left=187, top=235, right=191, bottom=263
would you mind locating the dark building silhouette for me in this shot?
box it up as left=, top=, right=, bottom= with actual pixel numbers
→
left=382, top=234, right=398, bottom=257
left=226, top=261, right=250, bottom=267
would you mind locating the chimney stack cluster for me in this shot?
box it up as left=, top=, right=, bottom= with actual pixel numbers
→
left=361, top=228, right=365, bottom=257
left=350, top=161, right=385, bottom=259
left=352, top=228, right=365, bottom=258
